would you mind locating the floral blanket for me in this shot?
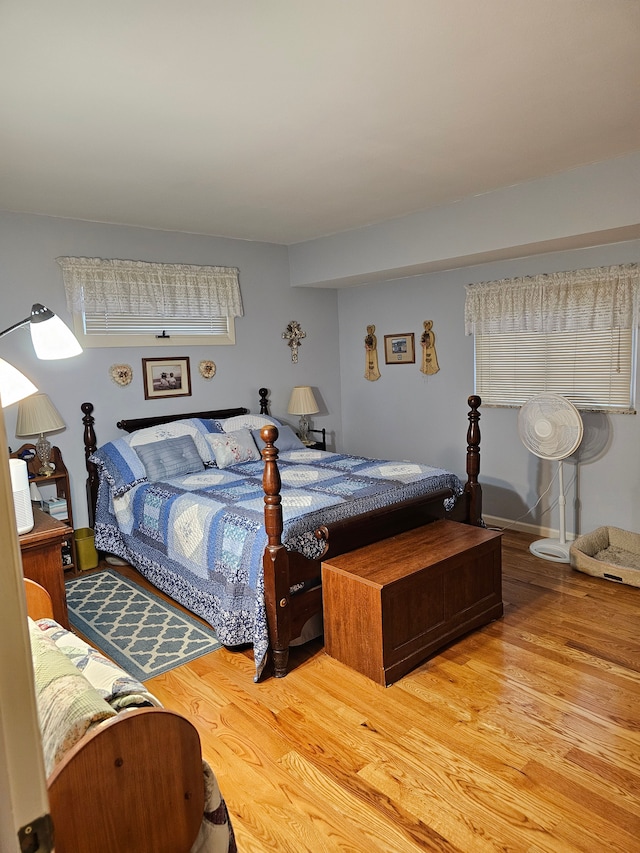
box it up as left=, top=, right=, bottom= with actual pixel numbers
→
left=94, top=447, right=462, bottom=679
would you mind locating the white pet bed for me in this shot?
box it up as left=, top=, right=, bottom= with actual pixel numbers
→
left=570, top=526, right=640, bottom=588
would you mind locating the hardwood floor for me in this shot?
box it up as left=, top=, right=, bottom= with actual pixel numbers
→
left=125, top=530, right=640, bottom=852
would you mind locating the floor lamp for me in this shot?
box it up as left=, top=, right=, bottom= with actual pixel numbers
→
left=0, top=303, right=82, bottom=360
left=0, top=301, right=81, bottom=409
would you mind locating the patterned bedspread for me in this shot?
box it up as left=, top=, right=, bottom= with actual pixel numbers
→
left=94, top=447, right=462, bottom=679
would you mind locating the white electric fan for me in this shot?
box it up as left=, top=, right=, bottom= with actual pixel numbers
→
left=517, top=393, right=584, bottom=563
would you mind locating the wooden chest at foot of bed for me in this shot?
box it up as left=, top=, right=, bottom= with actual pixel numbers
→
left=321, top=519, right=503, bottom=686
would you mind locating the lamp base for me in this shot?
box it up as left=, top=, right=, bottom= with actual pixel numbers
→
left=36, top=433, right=54, bottom=477
left=298, top=415, right=310, bottom=444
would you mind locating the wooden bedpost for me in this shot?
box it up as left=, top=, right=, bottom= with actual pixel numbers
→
left=81, top=402, right=99, bottom=530
left=259, top=388, right=270, bottom=415
left=464, top=395, right=483, bottom=527
left=261, top=424, right=291, bottom=678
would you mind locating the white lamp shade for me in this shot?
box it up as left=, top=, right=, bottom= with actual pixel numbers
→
left=30, top=309, right=82, bottom=359
left=288, top=386, right=319, bottom=415
left=16, top=393, right=65, bottom=436
left=0, top=358, right=38, bottom=408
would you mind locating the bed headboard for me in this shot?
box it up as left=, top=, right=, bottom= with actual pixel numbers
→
left=81, top=388, right=271, bottom=527
left=116, top=405, right=249, bottom=433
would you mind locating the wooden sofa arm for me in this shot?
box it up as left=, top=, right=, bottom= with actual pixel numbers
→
left=24, top=578, right=55, bottom=620
left=25, top=578, right=215, bottom=853
left=48, top=707, right=205, bottom=853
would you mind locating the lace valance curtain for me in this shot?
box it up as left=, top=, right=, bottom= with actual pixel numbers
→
left=58, top=257, right=244, bottom=319
left=464, top=263, right=639, bottom=336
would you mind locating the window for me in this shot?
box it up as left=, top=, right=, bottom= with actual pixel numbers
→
left=475, top=328, right=635, bottom=411
left=466, top=264, right=639, bottom=413
left=58, top=257, right=243, bottom=348
left=79, top=309, right=234, bottom=347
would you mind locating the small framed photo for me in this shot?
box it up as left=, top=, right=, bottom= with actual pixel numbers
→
left=384, top=333, right=415, bottom=364
left=142, top=357, right=192, bottom=400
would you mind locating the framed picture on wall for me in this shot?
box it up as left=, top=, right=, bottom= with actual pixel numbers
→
left=384, top=333, right=415, bottom=364
left=142, top=357, right=192, bottom=399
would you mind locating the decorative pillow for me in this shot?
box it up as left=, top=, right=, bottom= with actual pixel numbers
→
left=134, top=434, right=205, bottom=482
left=90, top=438, right=148, bottom=497
left=220, top=414, right=281, bottom=433
left=252, top=423, right=305, bottom=451
left=205, top=428, right=262, bottom=469
left=193, top=417, right=226, bottom=434
left=126, top=418, right=219, bottom=466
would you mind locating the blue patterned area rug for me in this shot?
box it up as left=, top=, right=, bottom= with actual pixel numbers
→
left=65, top=570, right=222, bottom=681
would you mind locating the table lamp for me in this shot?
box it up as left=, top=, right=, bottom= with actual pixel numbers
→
left=287, top=386, right=319, bottom=445
left=16, top=393, right=66, bottom=476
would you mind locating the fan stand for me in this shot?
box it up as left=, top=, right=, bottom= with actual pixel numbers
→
left=529, top=460, right=571, bottom=563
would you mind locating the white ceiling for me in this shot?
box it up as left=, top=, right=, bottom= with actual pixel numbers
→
left=1, top=1, right=639, bottom=246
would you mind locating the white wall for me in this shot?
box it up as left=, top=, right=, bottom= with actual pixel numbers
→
left=0, top=212, right=340, bottom=528
left=290, top=152, right=640, bottom=288
left=2, top=202, right=638, bottom=540
left=337, top=239, right=640, bottom=537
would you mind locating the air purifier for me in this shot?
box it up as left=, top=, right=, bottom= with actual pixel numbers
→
left=10, top=458, right=34, bottom=534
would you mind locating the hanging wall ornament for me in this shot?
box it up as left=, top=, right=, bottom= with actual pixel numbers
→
left=364, top=324, right=381, bottom=381
left=109, top=364, right=133, bottom=386
left=199, top=360, right=216, bottom=379
left=420, top=321, right=440, bottom=375
left=282, top=320, right=306, bottom=363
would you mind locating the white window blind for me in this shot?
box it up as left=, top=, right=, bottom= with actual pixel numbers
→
left=466, top=263, right=639, bottom=413
left=475, top=328, right=635, bottom=411
left=58, top=256, right=243, bottom=347
left=83, top=312, right=230, bottom=336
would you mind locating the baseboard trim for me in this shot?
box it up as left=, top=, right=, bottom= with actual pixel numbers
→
left=483, top=514, right=576, bottom=541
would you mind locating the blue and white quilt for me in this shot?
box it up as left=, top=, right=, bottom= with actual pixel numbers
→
left=93, top=447, right=463, bottom=679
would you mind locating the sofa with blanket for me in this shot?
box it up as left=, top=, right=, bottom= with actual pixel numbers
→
left=25, top=578, right=236, bottom=853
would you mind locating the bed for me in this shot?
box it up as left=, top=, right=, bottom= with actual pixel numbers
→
left=81, top=390, right=484, bottom=680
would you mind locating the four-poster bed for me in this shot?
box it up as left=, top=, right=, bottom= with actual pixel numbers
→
left=81, top=391, right=486, bottom=679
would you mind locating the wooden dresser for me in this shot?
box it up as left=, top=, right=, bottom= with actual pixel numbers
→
left=322, top=519, right=503, bottom=686
left=19, top=507, right=72, bottom=628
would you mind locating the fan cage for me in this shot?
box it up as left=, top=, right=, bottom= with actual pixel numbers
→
left=517, top=393, right=584, bottom=461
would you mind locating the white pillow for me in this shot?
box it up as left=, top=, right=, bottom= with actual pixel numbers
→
left=205, top=428, right=262, bottom=469
left=220, top=414, right=281, bottom=433
left=252, top=424, right=305, bottom=451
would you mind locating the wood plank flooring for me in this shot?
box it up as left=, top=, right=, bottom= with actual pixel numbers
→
left=115, top=530, right=640, bottom=852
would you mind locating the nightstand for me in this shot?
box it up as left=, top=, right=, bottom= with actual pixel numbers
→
left=19, top=507, right=72, bottom=628
left=303, top=428, right=327, bottom=451
left=10, top=443, right=77, bottom=573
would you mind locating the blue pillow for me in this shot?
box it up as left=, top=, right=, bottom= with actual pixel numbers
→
left=192, top=417, right=226, bottom=434
left=90, top=439, right=147, bottom=497
left=127, top=418, right=224, bottom=467
left=251, top=424, right=305, bottom=452
left=134, top=435, right=205, bottom=482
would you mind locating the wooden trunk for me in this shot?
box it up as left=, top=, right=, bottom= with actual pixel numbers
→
left=321, top=519, right=503, bottom=686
